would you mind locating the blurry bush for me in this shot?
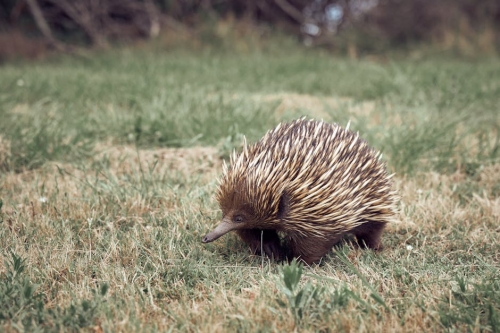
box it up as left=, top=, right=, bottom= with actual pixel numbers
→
left=0, top=0, right=499, bottom=57
left=336, top=0, right=500, bottom=55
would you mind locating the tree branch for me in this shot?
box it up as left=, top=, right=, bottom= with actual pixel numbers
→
left=273, top=0, right=304, bottom=23
left=25, top=0, right=65, bottom=50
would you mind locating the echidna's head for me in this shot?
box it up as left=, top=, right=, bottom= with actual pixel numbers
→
left=202, top=137, right=288, bottom=244
left=202, top=185, right=263, bottom=243
left=202, top=170, right=286, bottom=243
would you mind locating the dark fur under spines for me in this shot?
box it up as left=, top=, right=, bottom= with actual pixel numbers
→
left=203, top=118, right=397, bottom=264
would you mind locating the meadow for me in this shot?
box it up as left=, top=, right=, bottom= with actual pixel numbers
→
left=0, top=43, right=499, bottom=332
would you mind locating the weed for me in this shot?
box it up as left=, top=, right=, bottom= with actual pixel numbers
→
left=276, top=259, right=326, bottom=324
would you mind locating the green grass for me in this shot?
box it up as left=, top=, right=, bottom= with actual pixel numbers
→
left=0, top=43, right=499, bottom=332
left=1, top=49, right=499, bottom=173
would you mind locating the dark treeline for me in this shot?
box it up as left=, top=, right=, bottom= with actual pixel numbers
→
left=1, top=0, right=499, bottom=53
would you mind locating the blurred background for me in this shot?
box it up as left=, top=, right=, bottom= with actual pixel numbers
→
left=1, top=0, right=500, bottom=60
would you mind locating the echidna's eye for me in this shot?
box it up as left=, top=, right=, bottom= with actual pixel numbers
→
left=234, top=215, right=244, bottom=223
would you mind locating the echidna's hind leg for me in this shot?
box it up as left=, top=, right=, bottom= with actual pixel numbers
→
left=352, top=221, right=387, bottom=250
left=236, top=229, right=284, bottom=260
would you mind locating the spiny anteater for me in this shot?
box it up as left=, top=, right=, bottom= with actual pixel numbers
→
left=202, top=118, right=397, bottom=264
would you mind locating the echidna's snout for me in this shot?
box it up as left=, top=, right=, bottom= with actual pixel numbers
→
left=202, top=218, right=237, bottom=243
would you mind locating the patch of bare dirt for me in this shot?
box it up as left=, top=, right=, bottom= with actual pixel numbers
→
left=10, top=103, right=31, bottom=115
left=225, top=92, right=403, bottom=126
left=252, top=92, right=376, bottom=120
left=0, top=135, right=11, bottom=170
left=0, top=144, right=222, bottom=219
left=93, top=143, right=221, bottom=181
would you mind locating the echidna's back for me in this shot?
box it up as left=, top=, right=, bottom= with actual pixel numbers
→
left=243, top=119, right=395, bottom=234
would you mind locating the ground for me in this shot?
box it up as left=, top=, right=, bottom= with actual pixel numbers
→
left=0, top=47, right=499, bottom=332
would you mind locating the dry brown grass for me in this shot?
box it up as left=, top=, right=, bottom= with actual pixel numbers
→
left=1, top=137, right=499, bottom=331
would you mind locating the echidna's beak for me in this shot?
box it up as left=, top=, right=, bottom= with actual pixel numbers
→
left=202, top=218, right=236, bottom=243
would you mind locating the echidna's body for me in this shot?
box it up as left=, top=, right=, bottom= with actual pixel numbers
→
left=202, top=119, right=397, bottom=264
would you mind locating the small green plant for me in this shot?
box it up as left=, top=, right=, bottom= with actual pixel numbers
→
left=51, top=283, right=109, bottom=332
left=0, top=252, right=45, bottom=327
left=0, top=252, right=109, bottom=331
left=439, top=275, right=500, bottom=331
left=276, top=259, right=325, bottom=324
left=276, top=259, right=358, bottom=327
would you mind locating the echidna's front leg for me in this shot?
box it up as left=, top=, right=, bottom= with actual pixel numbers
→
left=236, top=229, right=284, bottom=260
left=288, top=235, right=341, bottom=265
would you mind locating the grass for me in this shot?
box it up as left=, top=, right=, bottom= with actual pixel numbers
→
left=0, top=42, right=499, bottom=332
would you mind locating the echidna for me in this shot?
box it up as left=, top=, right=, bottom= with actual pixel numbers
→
left=202, top=118, right=397, bottom=264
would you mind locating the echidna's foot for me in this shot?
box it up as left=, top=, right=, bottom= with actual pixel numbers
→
left=352, top=221, right=387, bottom=250
left=236, top=229, right=285, bottom=261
